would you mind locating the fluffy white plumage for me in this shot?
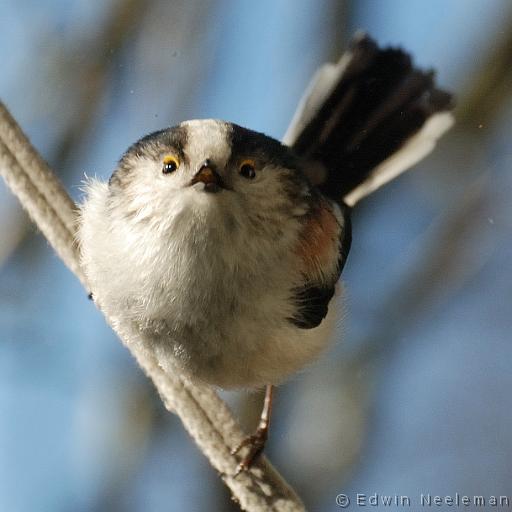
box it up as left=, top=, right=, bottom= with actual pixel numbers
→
left=79, top=120, right=343, bottom=389
left=79, top=35, right=454, bottom=392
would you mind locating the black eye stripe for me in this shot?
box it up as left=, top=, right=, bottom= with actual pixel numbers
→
left=228, top=122, right=298, bottom=169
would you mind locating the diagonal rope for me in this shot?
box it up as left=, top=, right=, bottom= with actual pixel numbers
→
left=0, top=100, right=305, bottom=512
left=0, top=104, right=78, bottom=239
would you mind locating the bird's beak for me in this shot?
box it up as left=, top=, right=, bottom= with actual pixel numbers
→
left=190, top=160, right=225, bottom=193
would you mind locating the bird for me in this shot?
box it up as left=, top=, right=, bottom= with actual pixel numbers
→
left=78, top=33, right=454, bottom=474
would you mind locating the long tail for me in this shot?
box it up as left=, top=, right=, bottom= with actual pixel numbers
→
left=283, top=32, right=454, bottom=207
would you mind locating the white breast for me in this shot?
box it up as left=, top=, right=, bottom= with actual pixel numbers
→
left=78, top=179, right=338, bottom=389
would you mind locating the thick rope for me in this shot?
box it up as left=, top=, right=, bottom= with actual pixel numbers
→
left=0, top=104, right=78, bottom=239
left=0, top=138, right=86, bottom=286
left=0, top=101, right=305, bottom=512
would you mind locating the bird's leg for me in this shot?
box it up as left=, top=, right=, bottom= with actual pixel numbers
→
left=232, top=384, right=274, bottom=476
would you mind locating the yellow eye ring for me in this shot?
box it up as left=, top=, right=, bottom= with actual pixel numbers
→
left=162, top=155, right=180, bottom=174
left=239, top=159, right=256, bottom=179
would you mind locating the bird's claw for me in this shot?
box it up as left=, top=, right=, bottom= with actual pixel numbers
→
left=231, top=427, right=268, bottom=476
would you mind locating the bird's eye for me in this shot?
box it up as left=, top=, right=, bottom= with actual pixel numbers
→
left=162, top=155, right=179, bottom=174
left=239, top=159, right=256, bottom=179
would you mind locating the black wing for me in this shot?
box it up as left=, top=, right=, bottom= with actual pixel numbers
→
left=289, top=202, right=352, bottom=330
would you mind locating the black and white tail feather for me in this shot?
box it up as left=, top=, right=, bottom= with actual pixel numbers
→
left=283, top=32, right=454, bottom=207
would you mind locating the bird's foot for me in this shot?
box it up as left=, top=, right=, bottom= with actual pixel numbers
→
left=231, top=426, right=268, bottom=476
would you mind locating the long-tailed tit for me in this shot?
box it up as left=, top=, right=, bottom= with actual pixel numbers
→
left=78, top=34, right=454, bottom=473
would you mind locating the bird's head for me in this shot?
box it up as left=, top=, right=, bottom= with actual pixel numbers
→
left=108, top=119, right=311, bottom=239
